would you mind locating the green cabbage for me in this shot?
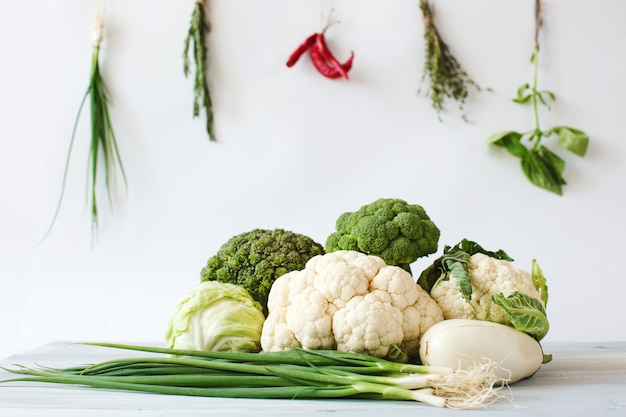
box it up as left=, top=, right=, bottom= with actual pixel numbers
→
left=165, top=281, right=265, bottom=352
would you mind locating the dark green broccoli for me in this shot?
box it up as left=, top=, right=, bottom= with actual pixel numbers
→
left=200, top=228, right=324, bottom=315
left=325, top=198, right=440, bottom=273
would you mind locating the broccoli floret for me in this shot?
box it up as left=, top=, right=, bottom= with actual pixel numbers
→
left=325, top=198, right=440, bottom=273
left=200, top=228, right=325, bottom=315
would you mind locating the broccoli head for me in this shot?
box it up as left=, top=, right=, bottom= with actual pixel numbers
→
left=325, top=198, right=440, bottom=273
left=200, top=228, right=325, bottom=315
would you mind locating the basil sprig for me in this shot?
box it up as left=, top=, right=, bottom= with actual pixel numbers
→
left=487, top=2, right=589, bottom=195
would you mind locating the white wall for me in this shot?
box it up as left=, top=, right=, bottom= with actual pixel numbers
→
left=1, top=0, right=625, bottom=360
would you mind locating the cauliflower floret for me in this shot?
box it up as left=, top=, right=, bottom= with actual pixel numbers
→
left=259, top=307, right=300, bottom=352
left=261, top=250, right=443, bottom=360
left=430, top=253, right=544, bottom=323
left=333, top=290, right=403, bottom=358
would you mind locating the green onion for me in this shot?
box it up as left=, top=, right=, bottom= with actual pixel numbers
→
left=2, top=343, right=507, bottom=409
left=183, top=0, right=216, bottom=141
left=43, top=11, right=127, bottom=241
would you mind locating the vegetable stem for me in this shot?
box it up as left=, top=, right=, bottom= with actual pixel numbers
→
left=530, top=50, right=542, bottom=151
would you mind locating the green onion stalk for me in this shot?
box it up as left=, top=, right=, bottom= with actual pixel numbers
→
left=184, top=0, right=216, bottom=141
left=43, top=11, right=127, bottom=242
left=1, top=343, right=508, bottom=409
left=418, top=0, right=481, bottom=122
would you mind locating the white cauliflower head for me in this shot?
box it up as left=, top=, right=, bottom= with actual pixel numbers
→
left=260, top=250, right=443, bottom=359
left=430, top=253, right=544, bottom=323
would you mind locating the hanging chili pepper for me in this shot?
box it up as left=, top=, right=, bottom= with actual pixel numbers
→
left=311, top=33, right=352, bottom=79
left=286, top=33, right=317, bottom=67
left=286, top=31, right=353, bottom=80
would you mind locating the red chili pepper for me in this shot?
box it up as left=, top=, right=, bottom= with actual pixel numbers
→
left=313, top=33, right=350, bottom=79
left=286, top=33, right=317, bottom=67
left=310, top=45, right=354, bottom=79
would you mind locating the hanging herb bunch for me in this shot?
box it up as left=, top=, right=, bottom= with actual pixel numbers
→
left=44, top=10, right=127, bottom=241
left=418, top=0, right=481, bottom=121
left=487, top=0, right=589, bottom=195
left=184, top=0, right=215, bottom=141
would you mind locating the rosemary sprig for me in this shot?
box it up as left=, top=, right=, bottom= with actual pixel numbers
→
left=487, top=0, right=589, bottom=195
left=43, top=12, right=126, bottom=241
left=183, top=0, right=215, bottom=141
left=418, top=0, right=480, bottom=121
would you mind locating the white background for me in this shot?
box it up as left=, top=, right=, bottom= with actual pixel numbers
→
left=1, top=0, right=625, bottom=360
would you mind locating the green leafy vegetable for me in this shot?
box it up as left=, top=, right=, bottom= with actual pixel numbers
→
left=43, top=11, right=126, bottom=241
left=165, top=281, right=266, bottom=353
left=184, top=0, right=215, bottom=141
left=1, top=343, right=508, bottom=409
left=487, top=0, right=589, bottom=195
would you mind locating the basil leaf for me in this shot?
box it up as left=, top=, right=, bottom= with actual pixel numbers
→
left=513, top=83, right=532, bottom=104
left=521, top=150, right=563, bottom=195
left=538, top=145, right=566, bottom=182
left=531, top=259, right=549, bottom=307
left=536, top=90, right=556, bottom=109
left=549, top=126, right=590, bottom=157
left=491, top=291, right=550, bottom=341
left=487, top=131, right=528, bottom=158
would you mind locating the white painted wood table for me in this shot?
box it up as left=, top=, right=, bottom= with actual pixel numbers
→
left=1, top=341, right=625, bottom=416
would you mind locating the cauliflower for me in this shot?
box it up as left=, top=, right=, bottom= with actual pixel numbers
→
left=260, top=250, right=444, bottom=361
left=200, top=228, right=324, bottom=315
left=417, top=239, right=550, bottom=340
left=325, top=198, right=440, bottom=273
left=429, top=253, right=543, bottom=322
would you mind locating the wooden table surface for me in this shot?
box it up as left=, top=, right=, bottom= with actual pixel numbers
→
left=1, top=341, right=625, bottom=416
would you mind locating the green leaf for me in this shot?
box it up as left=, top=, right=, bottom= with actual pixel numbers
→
left=521, top=150, right=564, bottom=195
left=539, top=89, right=556, bottom=102
left=513, top=84, right=532, bottom=104
left=491, top=292, right=550, bottom=341
left=538, top=145, right=566, bottom=182
left=443, top=252, right=473, bottom=302
left=454, top=238, right=513, bottom=261
left=531, top=259, right=549, bottom=307
left=548, top=126, right=590, bottom=157
left=535, top=90, right=556, bottom=110
left=487, top=131, right=528, bottom=158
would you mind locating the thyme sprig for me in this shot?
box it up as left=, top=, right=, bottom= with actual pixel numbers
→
left=487, top=0, right=589, bottom=195
left=183, top=0, right=215, bottom=141
left=418, top=0, right=481, bottom=121
left=43, top=12, right=126, bottom=241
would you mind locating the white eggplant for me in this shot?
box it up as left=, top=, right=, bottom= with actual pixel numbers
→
left=418, top=319, right=544, bottom=383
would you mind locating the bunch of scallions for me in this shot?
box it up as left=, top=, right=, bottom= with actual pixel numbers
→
left=43, top=11, right=126, bottom=242
left=1, top=343, right=509, bottom=409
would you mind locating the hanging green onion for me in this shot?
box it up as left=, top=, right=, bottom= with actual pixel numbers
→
left=183, top=0, right=216, bottom=141
left=418, top=0, right=481, bottom=121
left=2, top=343, right=508, bottom=409
left=44, top=11, right=126, bottom=240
